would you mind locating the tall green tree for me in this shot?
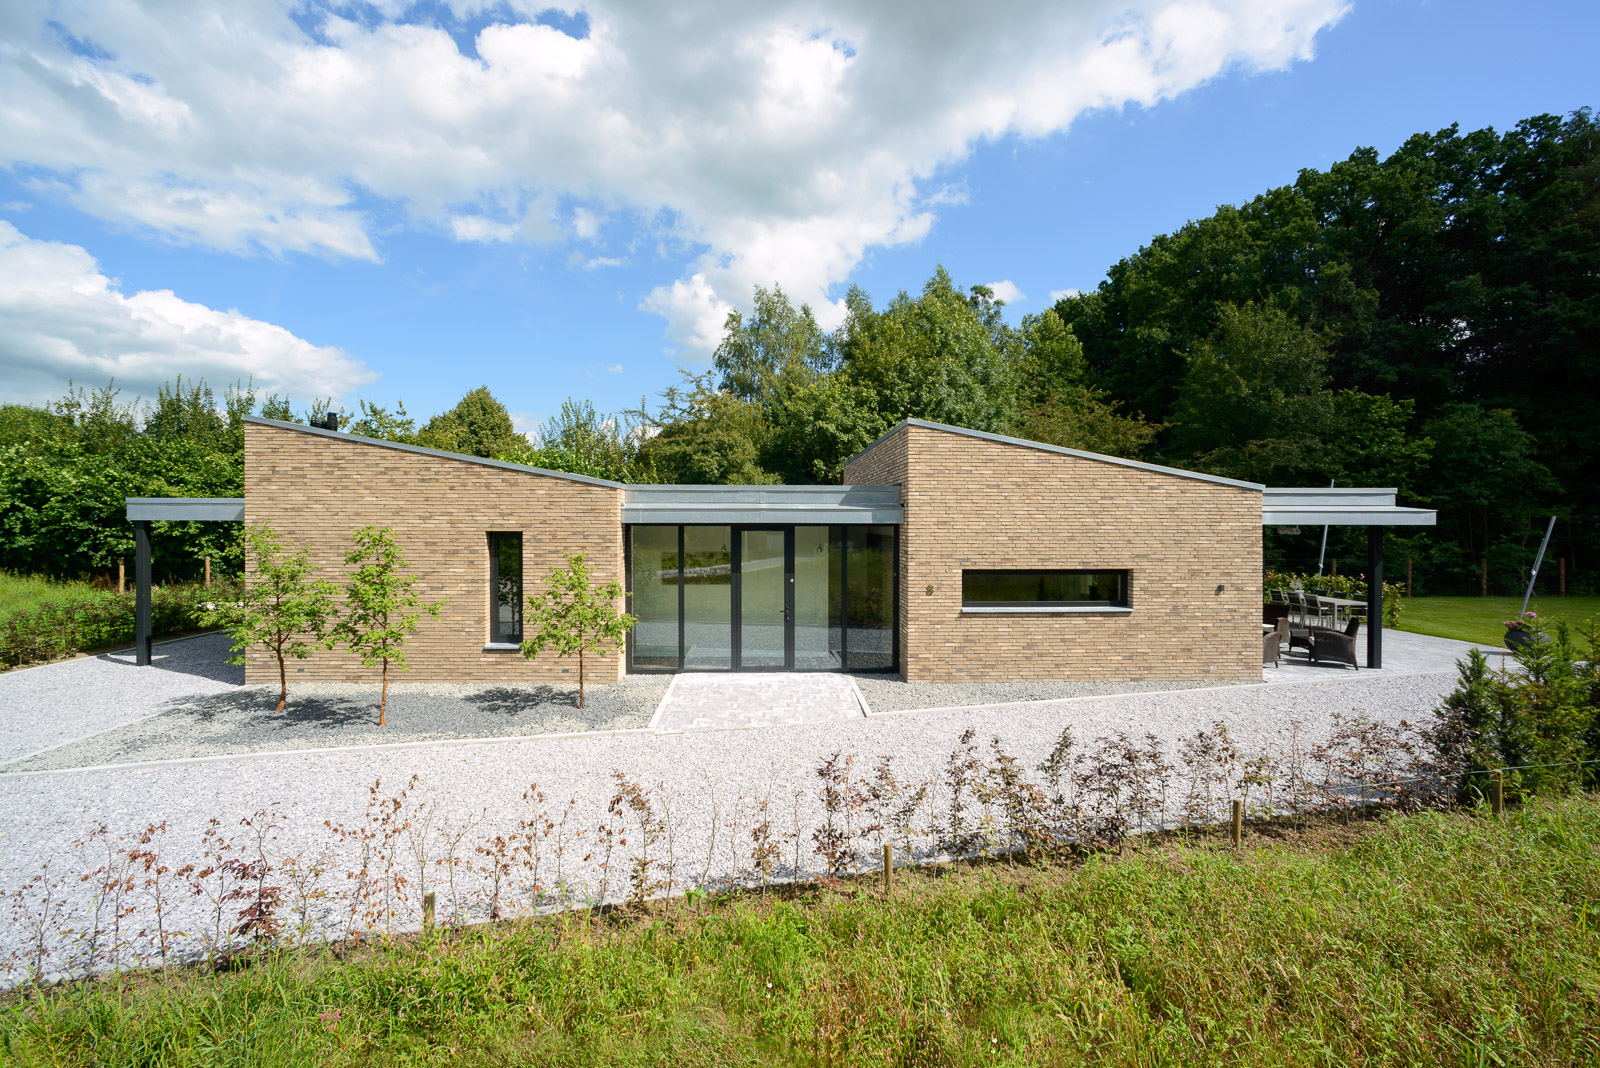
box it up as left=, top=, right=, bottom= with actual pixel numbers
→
left=835, top=268, right=1019, bottom=434
left=1009, top=309, right=1159, bottom=458
left=418, top=386, right=522, bottom=458
left=520, top=552, right=636, bottom=709
left=330, top=526, right=444, bottom=726
left=713, top=284, right=833, bottom=403
left=209, top=524, right=339, bottom=712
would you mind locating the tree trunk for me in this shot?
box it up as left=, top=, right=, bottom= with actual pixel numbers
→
left=379, top=658, right=388, bottom=726
left=276, top=650, right=287, bottom=713
left=577, top=643, right=585, bottom=709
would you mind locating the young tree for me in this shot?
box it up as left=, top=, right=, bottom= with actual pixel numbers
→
left=330, top=526, right=443, bottom=726
left=207, top=524, right=338, bottom=713
left=520, top=552, right=637, bottom=709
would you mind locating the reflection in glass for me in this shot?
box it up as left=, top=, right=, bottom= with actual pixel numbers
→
left=961, top=570, right=1127, bottom=607
left=683, top=526, right=732, bottom=669
left=488, top=532, right=523, bottom=644
left=846, top=525, right=895, bottom=670
left=739, top=529, right=786, bottom=669
left=793, top=526, right=836, bottom=670
left=629, top=525, right=678, bottom=670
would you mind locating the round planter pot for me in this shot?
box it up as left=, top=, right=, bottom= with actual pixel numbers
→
left=1504, top=627, right=1535, bottom=651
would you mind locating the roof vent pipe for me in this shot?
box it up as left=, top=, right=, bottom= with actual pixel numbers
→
left=314, top=412, right=339, bottom=431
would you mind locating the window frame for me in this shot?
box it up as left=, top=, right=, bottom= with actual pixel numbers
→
left=960, top=568, right=1133, bottom=614
left=486, top=531, right=524, bottom=647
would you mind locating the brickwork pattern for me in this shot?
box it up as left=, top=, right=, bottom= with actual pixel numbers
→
left=243, top=422, right=625, bottom=685
left=845, top=424, right=1261, bottom=683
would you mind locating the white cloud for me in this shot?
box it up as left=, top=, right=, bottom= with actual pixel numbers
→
left=0, top=0, right=1348, bottom=353
left=605, top=363, right=623, bottom=373
left=0, top=221, right=376, bottom=406
left=1049, top=288, right=1083, bottom=302
left=984, top=280, right=1024, bottom=305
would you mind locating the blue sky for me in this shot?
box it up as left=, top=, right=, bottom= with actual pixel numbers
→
left=1, top=0, right=1594, bottom=433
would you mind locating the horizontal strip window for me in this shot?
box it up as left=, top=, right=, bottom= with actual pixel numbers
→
left=961, top=569, right=1129, bottom=610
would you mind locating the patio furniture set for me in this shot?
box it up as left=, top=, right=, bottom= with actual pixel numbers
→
left=1261, top=588, right=1366, bottom=670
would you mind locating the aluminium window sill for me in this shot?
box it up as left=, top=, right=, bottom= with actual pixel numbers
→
left=961, top=606, right=1134, bottom=615
left=483, top=642, right=523, bottom=652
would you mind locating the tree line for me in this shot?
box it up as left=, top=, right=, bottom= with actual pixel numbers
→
left=1, top=109, right=1591, bottom=595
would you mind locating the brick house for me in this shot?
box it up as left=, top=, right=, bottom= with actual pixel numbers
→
left=131, top=415, right=1426, bottom=685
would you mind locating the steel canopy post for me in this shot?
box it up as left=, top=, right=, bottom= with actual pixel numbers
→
left=1366, top=525, right=1383, bottom=669
left=134, top=519, right=152, bottom=666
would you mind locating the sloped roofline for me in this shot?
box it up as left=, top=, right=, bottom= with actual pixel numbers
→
left=846, top=418, right=1265, bottom=491
left=242, top=415, right=627, bottom=489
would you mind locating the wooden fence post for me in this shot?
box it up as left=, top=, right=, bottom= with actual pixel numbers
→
left=1492, top=771, right=1504, bottom=819
left=1481, top=558, right=1489, bottom=596
left=882, top=843, right=893, bottom=896
left=1560, top=557, right=1567, bottom=596
left=1406, top=557, right=1413, bottom=597
left=424, top=891, right=436, bottom=928
left=1230, top=800, right=1242, bottom=848
left=204, top=556, right=211, bottom=588
left=118, top=559, right=125, bottom=594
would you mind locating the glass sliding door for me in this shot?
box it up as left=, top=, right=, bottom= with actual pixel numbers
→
left=845, top=525, right=896, bottom=670
left=793, top=525, right=838, bottom=670
left=628, top=525, right=679, bottom=670
left=737, top=528, right=788, bottom=669
left=626, top=522, right=895, bottom=673
left=683, top=526, right=732, bottom=670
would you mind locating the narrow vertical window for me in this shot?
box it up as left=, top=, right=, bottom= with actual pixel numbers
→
left=488, top=532, right=523, bottom=644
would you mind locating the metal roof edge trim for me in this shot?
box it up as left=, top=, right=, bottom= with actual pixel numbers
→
left=242, top=415, right=627, bottom=489
left=621, top=508, right=905, bottom=525
left=125, top=497, right=246, bottom=521
left=843, top=418, right=1265, bottom=491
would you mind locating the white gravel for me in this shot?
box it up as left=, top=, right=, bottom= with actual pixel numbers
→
left=0, top=664, right=1463, bottom=984
left=0, top=632, right=241, bottom=765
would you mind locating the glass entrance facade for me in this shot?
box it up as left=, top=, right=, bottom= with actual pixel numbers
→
left=626, top=524, right=897, bottom=673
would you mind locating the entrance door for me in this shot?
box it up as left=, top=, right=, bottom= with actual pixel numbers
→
left=735, top=527, right=791, bottom=669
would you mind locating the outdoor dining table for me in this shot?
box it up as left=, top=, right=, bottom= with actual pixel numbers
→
left=1318, top=596, right=1367, bottom=625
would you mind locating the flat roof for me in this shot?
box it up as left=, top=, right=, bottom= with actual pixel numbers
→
left=1262, top=487, right=1435, bottom=527
left=623, top=485, right=903, bottom=525
left=242, top=415, right=627, bottom=488
left=847, top=418, right=1266, bottom=490
left=126, top=498, right=246, bottom=521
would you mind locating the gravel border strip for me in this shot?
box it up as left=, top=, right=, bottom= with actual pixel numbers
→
left=0, top=725, right=657, bottom=779
left=864, top=665, right=1459, bottom=718
left=0, top=665, right=1461, bottom=780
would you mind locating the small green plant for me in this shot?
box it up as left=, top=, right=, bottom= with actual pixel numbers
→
left=520, top=552, right=636, bottom=708
left=206, top=525, right=338, bottom=712
left=330, top=526, right=443, bottom=725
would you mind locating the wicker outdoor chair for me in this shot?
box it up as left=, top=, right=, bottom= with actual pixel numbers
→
left=1309, top=617, right=1361, bottom=670
left=1263, top=630, right=1282, bottom=667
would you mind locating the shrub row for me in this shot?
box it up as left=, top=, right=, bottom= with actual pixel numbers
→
left=0, top=580, right=240, bottom=669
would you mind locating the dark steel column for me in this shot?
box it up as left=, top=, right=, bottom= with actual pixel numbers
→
left=1366, top=525, right=1383, bottom=669
left=134, top=519, right=152, bottom=666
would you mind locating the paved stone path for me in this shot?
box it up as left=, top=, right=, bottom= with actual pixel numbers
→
left=1265, top=627, right=1505, bottom=683
left=651, top=672, right=868, bottom=732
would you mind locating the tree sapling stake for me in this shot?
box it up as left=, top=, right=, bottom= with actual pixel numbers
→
left=520, top=552, right=636, bottom=708
left=330, top=526, right=443, bottom=725
left=206, top=524, right=338, bottom=712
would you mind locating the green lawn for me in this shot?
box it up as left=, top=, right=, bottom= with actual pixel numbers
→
left=5, top=799, right=1600, bottom=1066
left=1397, top=594, right=1600, bottom=647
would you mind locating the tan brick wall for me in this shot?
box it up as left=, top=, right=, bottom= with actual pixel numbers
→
left=243, top=421, right=625, bottom=685
left=845, top=424, right=1261, bottom=683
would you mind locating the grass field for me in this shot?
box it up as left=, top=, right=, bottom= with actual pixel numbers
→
left=1397, top=594, right=1600, bottom=647
left=5, top=798, right=1599, bottom=1066
left=0, top=572, right=114, bottom=623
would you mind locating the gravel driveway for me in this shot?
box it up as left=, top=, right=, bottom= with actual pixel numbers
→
left=0, top=661, right=1465, bottom=984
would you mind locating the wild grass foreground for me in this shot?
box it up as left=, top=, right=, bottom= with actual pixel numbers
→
left=3, top=797, right=1599, bottom=1067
